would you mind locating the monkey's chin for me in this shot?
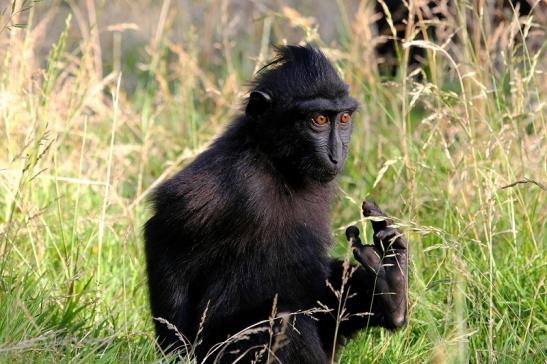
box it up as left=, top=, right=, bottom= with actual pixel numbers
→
left=315, top=171, right=338, bottom=183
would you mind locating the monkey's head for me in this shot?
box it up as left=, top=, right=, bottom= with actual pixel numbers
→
left=245, top=45, right=358, bottom=184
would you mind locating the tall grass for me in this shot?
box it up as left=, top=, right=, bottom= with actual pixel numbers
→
left=0, top=0, right=545, bottom=363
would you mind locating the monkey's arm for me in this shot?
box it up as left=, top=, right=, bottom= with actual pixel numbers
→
left=144, top=213, right=195, bottom=355
left=318, top=202, right=407, bottom=344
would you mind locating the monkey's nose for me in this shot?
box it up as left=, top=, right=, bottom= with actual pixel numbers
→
left=328, top=154, right=339, bottom=165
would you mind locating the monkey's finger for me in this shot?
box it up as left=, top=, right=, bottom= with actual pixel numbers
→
left=362, top=201, right=393, bottom=233
left=353, top=245, right=382, bottom=273
left=345, top=226, right=361, bottom=243
left=346, top=226, right=365, bottom=252
left=375, top=227, right=407, bottom=250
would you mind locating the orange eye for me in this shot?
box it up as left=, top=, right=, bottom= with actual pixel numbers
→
left=340, top=112, right=351, bottom=123
left=313, top=114, right=328, bottom=125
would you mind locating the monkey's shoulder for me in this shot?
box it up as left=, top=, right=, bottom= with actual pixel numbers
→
left=150, top=147, right=262, bottom=219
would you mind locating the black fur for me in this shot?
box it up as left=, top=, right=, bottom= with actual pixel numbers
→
left=144, top=45, right=406, bottom=363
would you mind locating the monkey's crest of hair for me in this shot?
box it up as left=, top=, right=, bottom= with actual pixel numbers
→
left=250, top=45, right=349, bottom=105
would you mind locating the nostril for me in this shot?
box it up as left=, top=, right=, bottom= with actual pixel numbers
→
left=328, top=154, right=338, bottom=164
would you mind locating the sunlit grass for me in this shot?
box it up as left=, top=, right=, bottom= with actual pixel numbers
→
left=0, top=0, right=545, bottom=363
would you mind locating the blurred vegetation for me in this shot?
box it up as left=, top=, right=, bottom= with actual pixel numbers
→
left=0, top=0, right=545, bottom=363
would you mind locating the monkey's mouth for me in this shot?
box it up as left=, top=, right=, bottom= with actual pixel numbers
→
left=327, top=162, right=345, bottom=176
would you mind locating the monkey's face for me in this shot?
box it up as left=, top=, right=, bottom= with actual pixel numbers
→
left=247, top=89, right=358, bottom=184
left=291, top=96, right=358, bottom=183
left=302, top=111, right=353, bottom=182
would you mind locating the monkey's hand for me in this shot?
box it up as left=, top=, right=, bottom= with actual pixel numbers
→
left=345, top=201, right=407, bottom=329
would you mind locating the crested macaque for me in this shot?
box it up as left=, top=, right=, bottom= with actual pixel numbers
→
left=144, top=45, right=408, bottom=363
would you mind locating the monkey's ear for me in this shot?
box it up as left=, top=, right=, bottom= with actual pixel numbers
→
left=246, top=90, right=272, bottom=118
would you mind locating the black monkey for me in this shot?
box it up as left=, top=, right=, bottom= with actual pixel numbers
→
left=144, top=45, right=408, bottom=363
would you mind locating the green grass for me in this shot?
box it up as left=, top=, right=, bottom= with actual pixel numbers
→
left=0, top=1, right=545, bottom=363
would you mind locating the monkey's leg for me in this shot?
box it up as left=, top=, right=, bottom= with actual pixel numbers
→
left=199, top=312, right=329, bottom=364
